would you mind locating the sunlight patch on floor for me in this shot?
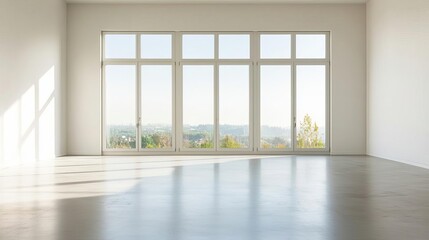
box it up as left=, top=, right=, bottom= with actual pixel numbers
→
left=0, top=155, right=275, bottom=204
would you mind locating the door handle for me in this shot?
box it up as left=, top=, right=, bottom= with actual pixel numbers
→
left=137, top=117, right=141, bottom=128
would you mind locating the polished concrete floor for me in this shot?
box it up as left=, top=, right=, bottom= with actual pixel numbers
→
left=0, top=155, right=428, bottom=240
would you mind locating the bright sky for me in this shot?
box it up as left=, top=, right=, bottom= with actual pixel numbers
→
left=183, top=65, right=214, bottom=125
left=260, top=65, right=291, bottom=128
left=141, top=65, right=172, bottom=126
left=219, top=65, right=249, bottom=125
left=105, top=65, right=136, bottom=126
left=296, top=65, right=326, bottom=131
left=104, top=33, right=326, bottom=131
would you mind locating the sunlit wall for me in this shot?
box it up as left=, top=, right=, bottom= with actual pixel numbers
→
left=0, top=0, right=67, bottom=167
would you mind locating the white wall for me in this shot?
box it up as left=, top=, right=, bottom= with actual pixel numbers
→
left=0, top=0, right=67, bottom=167
left=367, top=0, right=429, bottom=168
left=67, top=4, right=366, bottom=155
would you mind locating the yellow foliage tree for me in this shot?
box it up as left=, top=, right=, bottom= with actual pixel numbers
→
left=297, top=114, right=324, bottom=148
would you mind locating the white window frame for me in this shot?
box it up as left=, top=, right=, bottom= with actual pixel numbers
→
left=101, top=31, right=330, bottom=155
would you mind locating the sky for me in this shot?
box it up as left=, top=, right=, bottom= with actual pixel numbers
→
left=141, top=65, right=172, bottom=125
left=182, top=65, right=214, bottom=125
left=260, top=65, right=291, bottom=128
left=104, top=33, right=326, bottom=135
left=218, top=65, right=249, bottom=125
left=105, top=65, right=136, bottom=126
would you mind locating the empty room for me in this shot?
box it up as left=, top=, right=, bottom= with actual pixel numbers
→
left=0, top=0, right=428, bottom=239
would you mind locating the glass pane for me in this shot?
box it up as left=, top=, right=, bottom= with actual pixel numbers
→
left=105, top=65, right=136, bottom=149
left=219, top=34, right=250, bottom=59
left=182, top=65, right=214, bottom=148
left=296, top=34, right=326, bottom=59
left=182, top=34, right=214, bottom=59
left=140, top=34, right=172, bottom=59
left=141, top=65, right=173, bottom=149
left=260, top=65, right=291, bottom=149
left=105, top=34, right=136, bottom=59
left=219, top=65, right=249, bottom=149
left=260, top=34, right=291, bottom=59
left=296, top=65, right=326, bottom=149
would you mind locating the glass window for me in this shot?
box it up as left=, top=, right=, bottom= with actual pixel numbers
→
left=219, top=34, right=250, bottom=59
left=140, top=34, right=172, bottom=59
left=141, top=65, right=173, bottom=149
left=296, top=65, right=326, bottom=148
left=219, top=65, right=250, bottom=149
left=260, top=34, right=291, bottom=59
left=260, top=65, right=291, bottom=149
left=102, top=31, right=330, bottom=153
left=105, top=65, right=137, bottom=149
left=105, top=34, right=136, bottom=59
left=182, top=65, right=214, bottom=149
left=296, top=34, right=326, bottom=59
left=182, top=34, right=214, bottom=59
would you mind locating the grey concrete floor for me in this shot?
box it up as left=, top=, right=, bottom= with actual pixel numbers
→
left=0, top=155, right=428, bottom=240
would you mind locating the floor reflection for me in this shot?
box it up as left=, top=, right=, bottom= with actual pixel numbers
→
left=0, top=155, right=428, bottom=240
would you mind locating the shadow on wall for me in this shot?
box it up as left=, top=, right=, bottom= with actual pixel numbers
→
left=0, top=66, right=56, bottom=167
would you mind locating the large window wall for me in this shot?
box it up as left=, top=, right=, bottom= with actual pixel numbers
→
left=102, top=32, right=329, bottom=154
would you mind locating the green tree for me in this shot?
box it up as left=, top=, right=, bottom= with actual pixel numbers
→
left=141, top=135, right=155, bottom=148
left=297, top=114, right=324, bottom=148
left=142, top=133, right=172, bottom=148
left=152, top=133, right=171, bottom=148
left=200, top=139, right=214, bottom=148
left=183, top=132, right=213, bottom=148
left=220, top=135, right=241, bottom=148
left=271, top=137, right=288, bottom=148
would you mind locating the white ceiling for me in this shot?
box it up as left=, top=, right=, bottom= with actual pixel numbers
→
left=66, top=0, right=367, bottom=4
